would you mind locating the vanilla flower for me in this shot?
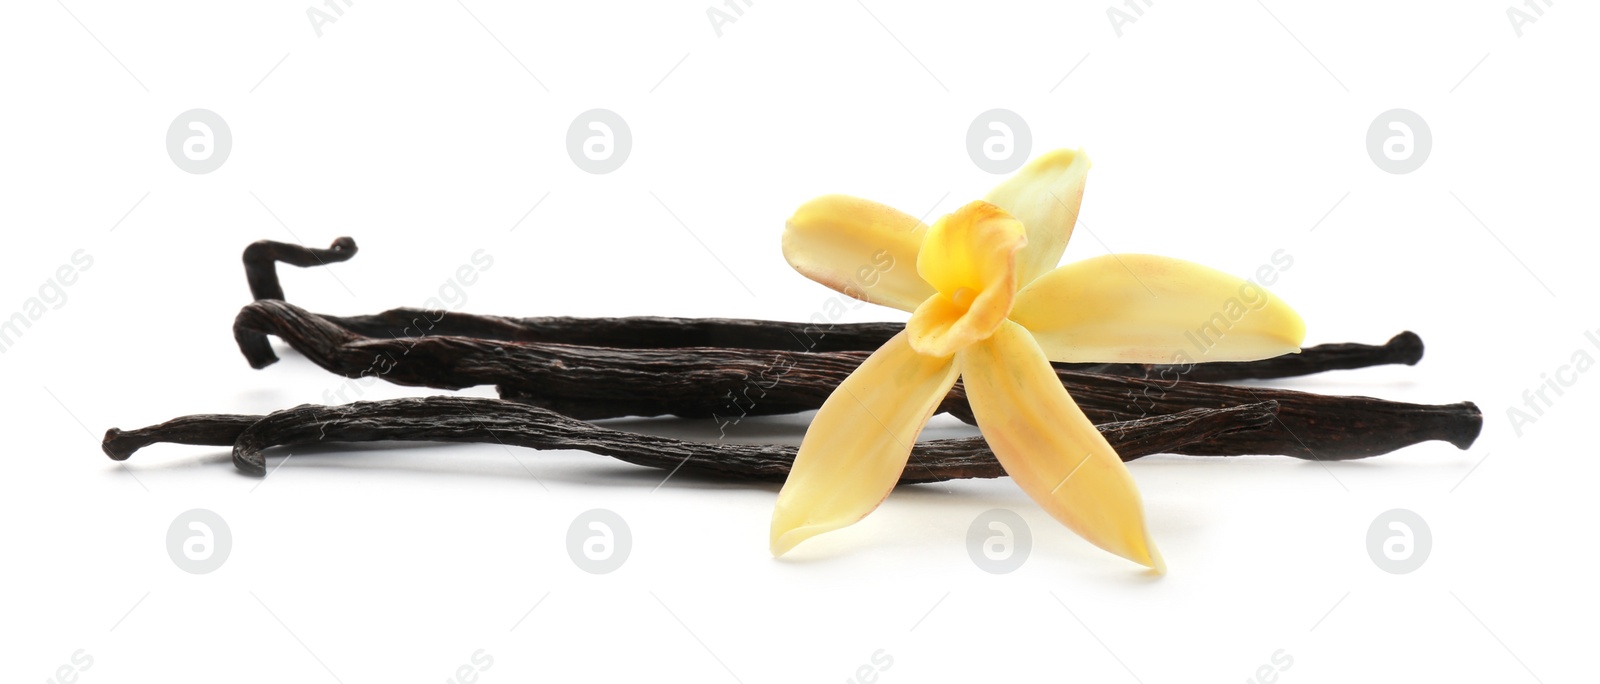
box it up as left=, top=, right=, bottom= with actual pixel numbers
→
left=772, top=150, right=1305, bottom=570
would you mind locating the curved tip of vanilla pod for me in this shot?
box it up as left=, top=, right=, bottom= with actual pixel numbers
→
left=1389, top=331, right=1425, bottom=366
left=329, top=236, right=358, bottom=254
left=1448, top=401, right=1484, bottom=451
left=232, top=304, right=284, bottom=370
left=232, top=444, right=269, bottom=476
left=242, top=236, right=360, bottom=302
left=101, top=428, right=134, bottom=461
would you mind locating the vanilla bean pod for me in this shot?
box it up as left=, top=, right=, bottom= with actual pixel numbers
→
left=103, top=397, right=1280, bottom=481
left=235, top=300, right=1482, bottom=459
left=243, top=237, right=358, bottom=301
left=1067, top=331, right=1425, bottom=383
left=941, top=377, right=1479, bottom=460
left=244, top=237, right=1422, bottom=380
left=326, top=309, right=908, bottom=355
left=310, top=307, right=1423, bottom=381
left=101, top=413, right=261, bottom=457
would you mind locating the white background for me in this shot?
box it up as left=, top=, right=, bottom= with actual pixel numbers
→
left=2, top=1, right=1596, bottom=682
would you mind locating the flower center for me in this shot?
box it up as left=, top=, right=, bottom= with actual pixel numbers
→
left=949, top=287, right=978, bottom=312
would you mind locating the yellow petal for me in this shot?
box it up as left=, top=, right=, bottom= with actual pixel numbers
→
left=905, top=201, right=1026, bottom=357
left=1011, top=254, right=1306, bottom=364
left=770, top=332, right=959, bottom=555
left=983, top=149, right=1091, bottom=286
left=783, top=195, right=938, bottom=312
left=958, top=320, right=1164, bottom=571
